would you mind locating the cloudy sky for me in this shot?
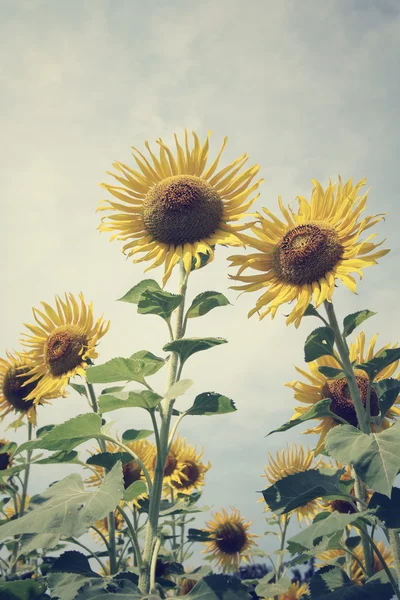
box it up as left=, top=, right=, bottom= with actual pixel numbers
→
left=1, top=0, right=399, bottom=562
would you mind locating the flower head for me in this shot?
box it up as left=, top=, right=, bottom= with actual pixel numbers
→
left=229, top=177, right=388, bottom=327
left=98, top=131, right=263, bottom=284
left=273, top=582, right=309, bottom=600
left=168, top=440, right=210, bottom=495
left=20, top=293, right=109, bottom=400
left=261, top=443, right=323, bottom=523
left=202, top=507, right=257, bottom=571
left=287, top=332, right=400, bottom=451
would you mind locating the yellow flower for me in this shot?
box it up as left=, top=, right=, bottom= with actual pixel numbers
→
left=20, top=293, right=110, bottom=400
left=202, top=507, right=257, bottom=571
left=169, top=441, right=211, bottom=495
left=98, top=130, right=263, bottom=285
left=263, top=582, right=308, bottom=600
left=317, top=541, right=393, bottom=585
left=0, top=352, right=61, bottom=425
left=146, top=435, right=187, bottom=489
left=229, top=177, right=388, bottom=327
left=261, top=443, right=323, bottom=524
left=86, top=440, right=151, bottom=507
left=321, top=463, right=372, bottom=515
left=286, top=332, right=400, bottom=452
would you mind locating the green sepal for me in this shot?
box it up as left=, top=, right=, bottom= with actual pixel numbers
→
left=186, top=291, right=230, bottom=319
left=342, top=310, right=376, bottom=337
left=163, top=337, right=227, bottom=366
left=304, top=303, right=321, bottom=318
left=117, top=279, right=160, bottom=304
left=304, top=327, right=335, bottom=362
left=317, top=366, right=344, bottom=378
left=69, top=383, right=88, bottom=397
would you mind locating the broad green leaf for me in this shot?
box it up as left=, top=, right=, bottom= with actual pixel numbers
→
left=262, top=468, right=350, bottom=515
left=163, top=337, right=227, bottom=366
left=118, top=279, right=160, bottom=304
left=35, top=450, right=79, bottom=464
left=16, top=414, right=104, bottom=455
left=129, top=350, right=165, bottom=375
left=268, top=399, right=336, bottom=435
left=69, top=383, right=88, bottom=397
left=288, top=511, right=369, bottom=551
left=0, top=463, right=123, bottom=539
left=374, top=378, right=400, bottom=418
left=164, top=378, right=193, bottom=400
left=19, top=532, right=60, bottom=556
left=325, top=422, right=400, bottom=496
left=75, top=578, right=142, bottom=599
left=309, top=565, right=393, bottom=600
left=368, top=488, right=400, bottom=528
left=343, top=310, right=376, bottom=337
left=186, top=392, right=236, bottom=416
left=317, top=366, right=344, bottom=378
left=0, top=580, right=46, bottom=600
left=187, top=528, right=213, bottom=542
left=304, top=327, right=335, bottom=362
left=186, top=291, right=230, bottom=319
left=137, top=289, right=183, bottom=319
left=182, top=574, right=251, bottom=599
left=255, top=575, right=291, bottom=597
left=88, top=351, right=165, bottom=385
left=87, top=452, right=133, bottom=469
left=357, top=348, right=400, bottom=378
left=98, top=390, right=162, bottom=413
left=121, top=428, right=153, bottom=442
left=51, top=550, right=100, bottom=577
left=124, top=480, right=147, bottom=502
left=47, top=573, right=98, bottom=600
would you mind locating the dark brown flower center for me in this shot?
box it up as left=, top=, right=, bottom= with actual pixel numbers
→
left=45, top=325, right=88, bottom=376
left=179, top=579, right=197, bottom=595
left=122, top=460, right=142, bottom=489
left=153, top=451, right=178, bottom=477
left=330, top=498, right=356, bottom=514
left=143, top=175, right=223, bottom=245
left=3, top=367, right=35, bottom=411
left=323, top=371, right=379, bottom=427
left=172, top=460, right=200, bottom=490
left=0, top=442, right=11, bottom=471
left=272, top=223, right=344, bottom=285
left=214, top=522, right=247, bottom=554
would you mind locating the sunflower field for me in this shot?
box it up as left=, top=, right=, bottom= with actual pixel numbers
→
left=0, top=130, right=399, bottom=600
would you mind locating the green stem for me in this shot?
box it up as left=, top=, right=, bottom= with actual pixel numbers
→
left=139, top=260, right=189, bottom=593
left=178, top=515, right=186, bottom=564
left=68, top=537, right=106, bottom=573
left=90, top=525, right=111, bottom=551
left=353, top=471, right=374, bottom=578
left=368, top=534, right=400, bottom=599
left=117, top=505, right=143, bottom=569
left=150, top=537, right=162, bottom=591
left=273, top=515, right=289, bottom=600
left=103, top=435, right=152, bottom=491
left=388, top=529, right=400, bottom=584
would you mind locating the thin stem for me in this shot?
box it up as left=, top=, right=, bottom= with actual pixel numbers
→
left=170, top=488, right=177, bottom=557
left=353, top=471, right=374, bottom=578
left=19, top=423, right=33, bottom=517
left=90, top=525, right=111, bottom=551
left=150, top=410, right=162, bottom=459
left=368, top=534, right=400, bottom=599
left=68, top=537, right=106, bottom=572
left=168, top=411, right=187, bottom=448
left=274, top=514, right=289, bottom=600
left=388, top=529, right=400, bottom=584
left=178, top=515, right=186, bottom=564
left=117, top=505, right=143, bottom=569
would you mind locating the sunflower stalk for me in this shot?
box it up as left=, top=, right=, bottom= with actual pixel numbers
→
left=140, top=260, right=189, bottom=593
left=274, top=514, right=289, bottom=600
left=388, top=529, right=400, bottom=587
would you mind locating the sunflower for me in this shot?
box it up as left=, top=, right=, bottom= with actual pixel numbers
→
left=168, top=441, right=210, bottom=495
left=0, top=352, right=61, bottom=426
left=0, top=439, right=13, bottom=471
left=92, top=508, right=124, bottom=543
left=261, top=443, right=323, bottom=524
left=20, top=293, right=110, bottom=400
left=317, top=541, right=393, bottom=585
left=86, top=439, right=151, bottom=507
left=98, top=130, right=263, bottom=285
left=287, top=331, right=400, bottom=452
left=263, top=582, right=308, bottom=600
left=146, top=435, right=188, bottom=489
left=179, top=579, right=197, bottom=595
left=321, top=463, right=372, bottom=515
left=202, top=507, right=257, bottom=571
left=229, top=177, right=388, bottom=327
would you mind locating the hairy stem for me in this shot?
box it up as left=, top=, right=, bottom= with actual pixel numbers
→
left=388, top=529, right=400, bottom=585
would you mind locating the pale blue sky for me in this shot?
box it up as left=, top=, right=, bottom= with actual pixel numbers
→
left=1, top=0, right=399, bottom=561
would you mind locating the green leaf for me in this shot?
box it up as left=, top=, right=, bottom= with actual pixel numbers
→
left=345, top=535, right=361, bottom=550
left=124, top=480, right=147, bottom=502
left=121, top=429, right=153, bottom=442
left=185, top=392, right=237, bottom=416
left=289, top=511, right=369, bottom=551
left=69, top=383, right=88, bottom=397
left=304, top=304, right=321, bottom=319
left=137, top=289, right=183, bottom=319
left=368, top=488, right=400, bottom=528
left=317, top=366, right=344, bottom=378
left=47, top=573, right=96, bottom=600
left=374, top=378, right=400, bottom=418
left=262, top=468, right=350, bottom=515
left=255, top=575, right=291, bottom=597
left=0, top=580, right=46, bottom=600
left=325, top=422, right=400, bottom=496
left=36, top=424, right=55, bottom=438
left=343, top=310, right=376, bottom=337
left=187, top=528, right=213, bottom=542
left=0, top=463, right=123, bottom=539
left=186, top=291, right=230, bottom=319
left=98, top=390, right=162, bottom=413
left=100, top=385, right=125, bottom=395
left=87, top=452, right=133, bottom=469
left=268, top=398, right=336, bottom=435
left=87, top=352, right=165, bottom=385
left=118, top=279, right=160, bottom=304
left=164, top=379, right=193, bottom=400
left=309, top=565, right=393, bottom=599
left=51, top=550, right=100, bottom=577
left=16, top=414, right=104, bottom=455
left=304, top=327, right=335, bottom=362
left=356, top=348, right=400, bottom=378
left=35, top=450, right=79, bottom=464
left=183, top=574, right=251, bottom=599
left=163, top=337, right=227, bottom=366
left=19, top=532, right=60, bottom=556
